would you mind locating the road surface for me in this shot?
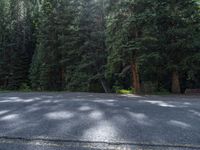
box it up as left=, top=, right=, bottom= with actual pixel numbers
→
left=0, top=92, right=199, bottom=149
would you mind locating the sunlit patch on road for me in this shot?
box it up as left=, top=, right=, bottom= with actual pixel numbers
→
left=45, top=111, right=74, bottom=120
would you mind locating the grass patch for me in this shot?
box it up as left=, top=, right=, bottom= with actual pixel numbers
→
left=116, top=89, right=134, bottom=94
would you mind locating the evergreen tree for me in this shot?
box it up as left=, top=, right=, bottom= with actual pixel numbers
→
left=57, top=0, right=80, bottom=90
left=31, top=0, right=58, bottom=90
left=0, top=0, right=9, bottom=89
left=0, top=0, right=34, bottom=90
left=106, top=0, right=154, bottom=93
left=154, top=0, right=200, bottom=93
left=65, top=0, right=109, bottom=92
left=30, top=0, right=78, bottom=91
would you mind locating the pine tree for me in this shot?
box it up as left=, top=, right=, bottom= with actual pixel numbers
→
left=106, top=0, right=154, bottom=93
left=0, top=0, right=9, bottom=89
left=154, top=0, right=200, bottom=93
left=31, top=0, right=57, bottom=90
left=30, top=0, right=78, bottom=91
left=78, top=0, right=108, bottom=92
left=57, top=0, right=79, bottom=90
left=0, top=0, right=34, bottom=90
left=64, top=0, right=109, bottom=92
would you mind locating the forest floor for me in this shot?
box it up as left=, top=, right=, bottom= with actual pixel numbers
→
left=0, top=92, right=199, bottom=150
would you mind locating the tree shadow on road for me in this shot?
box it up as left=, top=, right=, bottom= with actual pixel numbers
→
left=0, top=92, right=199, bottom=147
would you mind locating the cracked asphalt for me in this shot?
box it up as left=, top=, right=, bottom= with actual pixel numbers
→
left=0, top=92, right=199, bottom=150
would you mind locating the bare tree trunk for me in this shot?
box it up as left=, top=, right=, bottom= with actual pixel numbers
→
left=100, top=78, right=110, bottom=93
left=131, top=61, right=141, bottom=94
left=171, top=70, right=181, bottom=94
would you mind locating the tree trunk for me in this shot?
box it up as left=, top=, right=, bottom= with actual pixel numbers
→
left=131, top=62, right=141, bottom=94
left=171, top=70, right=181, bottom=94
left=100, top=78, right=110, bottom=93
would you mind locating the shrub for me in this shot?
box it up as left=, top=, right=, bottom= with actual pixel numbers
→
left=20, top=83, right=31, bottom=92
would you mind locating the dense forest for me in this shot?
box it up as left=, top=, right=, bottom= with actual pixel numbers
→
left=0, top=0, right=200, bottom=94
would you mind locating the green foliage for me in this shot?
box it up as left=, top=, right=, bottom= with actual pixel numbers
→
left=0, top=0, right=34, bottom=90
left=61, top=0, right=108, bottom=92
left=20, top=83, right=31, bottom=92
left=107, top=0, right=200, bottom=93
left=106, top=0, right=155, bottom=91
left=0, top=0, right=199, bottom=94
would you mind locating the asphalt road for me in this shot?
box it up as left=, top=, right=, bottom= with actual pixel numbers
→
left=0, top=92, right=199, bottom=150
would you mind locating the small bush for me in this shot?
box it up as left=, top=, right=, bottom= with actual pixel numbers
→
left=20, top=83, right=31, bottom=92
